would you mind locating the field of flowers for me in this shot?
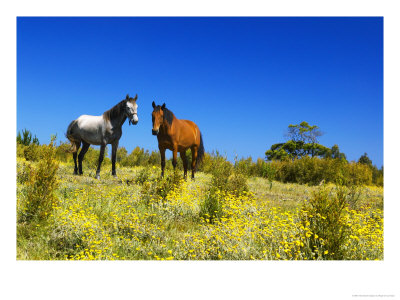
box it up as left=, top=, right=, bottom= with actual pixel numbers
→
left=17, top=156, right=383, bottom=261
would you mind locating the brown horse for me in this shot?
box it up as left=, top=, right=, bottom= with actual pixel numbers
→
left=151, top=101, right=204, bottom=179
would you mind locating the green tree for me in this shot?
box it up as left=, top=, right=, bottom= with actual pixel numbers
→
left=148, top=150, right=161, bottom=166
left=358, top=153, right=372, bottom=167
left=287, top=121, right=322, bottom=143
left=323, top=144, right=347, bottom=161
left=266, top=122, right=331, bottom=161
left=123, top=146, right=151, bottom=167
left=358, top=153, right=383, bottom=186
left=17, top=129, right=39, bottom=146
left=265, top=141, right=303, bottom=160
left=116, top=147, right=128, bottom=164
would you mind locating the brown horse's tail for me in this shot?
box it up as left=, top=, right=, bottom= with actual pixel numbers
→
left=196, top=132, right=205, bottom=169
left=65, top=120, right=79, bottom=153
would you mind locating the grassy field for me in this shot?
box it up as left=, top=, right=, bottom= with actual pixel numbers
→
left=17, top=157, right=383, bottom=260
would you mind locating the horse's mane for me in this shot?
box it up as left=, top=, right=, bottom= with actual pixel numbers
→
left=163, top=108, right=174, bottom=126
left=103, top=100, right=127, bottom=122
left=155, top=106, right=174, bottom=126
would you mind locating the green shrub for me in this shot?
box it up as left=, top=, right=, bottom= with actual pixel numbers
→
left=120, top=146, right=149, bottom=167
left=262, top=162, right=277, bottom=189
left=140, top=169, right=183, bottom=204
left=148, top=150, right=161, bottom=166
left=271, top=157, right=374, bottom=186
left=19, top=139, right=59, bottom=223
left=251, top=158, right=265, bottom=177
left=116, top=147, right=128, bottom=165
left=23, top=143, right=41, bottom=161
left=155, top=170, right=183, bottom=201
left=17, top=143, right=25, bottom=158
left=373, top=167, right=383, bottom=186
left=82, top=147, right=111, bottom=170
left=300, top=186, right=352, bottom=260
left=198, top=151, right=231, bottom=174
left=347, top=162, right=372, bottom=186
left=234, top=156, right=253, bottom=177
left=343, top=184, right=362, bottom=210
left=199, top=190, right=223, bottom=224
left=135, top=167, right=153, bottom=185
left=227, top=173, right=248, bottom=196
left=55, top=142, right=73, bottom=162
left=114, top=146, right=161, bottom=167
left=206, top=152, right=233, bottom=191
left=17, top=159, right=31, bottom=185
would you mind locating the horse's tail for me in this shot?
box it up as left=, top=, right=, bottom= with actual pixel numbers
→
left=196, top=132, right=205, bottom=169
left=65, top=120, right=79, bottom=153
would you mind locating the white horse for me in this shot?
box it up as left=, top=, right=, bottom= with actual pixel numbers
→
left=66, top=94, right=138, bottom=179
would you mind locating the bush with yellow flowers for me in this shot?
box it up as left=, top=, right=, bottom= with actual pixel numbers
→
left=18, top=138, right=59, bottom=223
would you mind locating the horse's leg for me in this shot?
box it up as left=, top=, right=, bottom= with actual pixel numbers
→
left=180, top=150, right=188, bottom=180
left=159, top=147, right=166, bottom=178
left=73, top=141, right=81, bottom=175
left=191, top=146, right=198, bottom=180
left=78, top=142, right=90, bottom=175
left=172, top=144, right=178, bottom=170
left=111, top=141, right=119, bottom=177
left=95, top=144, right=106, bottom=179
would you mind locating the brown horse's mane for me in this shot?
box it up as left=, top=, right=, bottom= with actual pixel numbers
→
left=103, top=99, right=127, bottom=122
left=155, top=106, right=174, bottom=126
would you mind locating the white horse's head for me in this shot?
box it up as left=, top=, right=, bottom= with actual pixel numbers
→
left=125, top=94, right=139, bottom=125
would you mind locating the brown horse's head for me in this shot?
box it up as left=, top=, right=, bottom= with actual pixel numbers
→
left=151, top=101, right=166, bottom=135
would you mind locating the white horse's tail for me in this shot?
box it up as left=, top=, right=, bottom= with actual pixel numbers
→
left=66, top=120, right=79, bottom=153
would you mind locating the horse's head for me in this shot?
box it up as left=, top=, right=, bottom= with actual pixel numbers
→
left=125, top=94, right=139, bottom=125
left=151, top=101, right=166, bottom=135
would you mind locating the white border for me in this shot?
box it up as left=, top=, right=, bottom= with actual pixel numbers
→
left=2, top=1, right=399, bottom=299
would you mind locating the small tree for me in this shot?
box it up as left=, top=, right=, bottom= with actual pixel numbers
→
left=116, top=147, right=128, bottom=165
left=358, top=153, right=372, bottom=167
left=323, top=144, right=347, bottom=161
left=148, top=150, right=161, bottom=166
left=19, top=137, right=59, bottom=223
left=287, top=121, right=322, bottom=144
left=17, top=129, right=39, bottom=146
left=287, top=121, right=324, bottom=158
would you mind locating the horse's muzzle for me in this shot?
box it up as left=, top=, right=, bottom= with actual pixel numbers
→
left=152, top=129, right=159, bottom=135
left=129, top=114, right=138, bottom=125
left=129, top=120, right=138, bottom=126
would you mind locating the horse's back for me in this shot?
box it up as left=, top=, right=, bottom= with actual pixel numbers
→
left=178, top=119, right=201, bottom=147
left=77, top=115, right=104, bottom=129
left=67, top=115, right=105, bottom=145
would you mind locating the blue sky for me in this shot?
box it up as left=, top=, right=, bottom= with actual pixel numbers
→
left=17, top=17, right=383, bottom=167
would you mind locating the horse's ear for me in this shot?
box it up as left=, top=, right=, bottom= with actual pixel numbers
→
left=133, top=94, right=138, bottom=101
left=126, top=94, right=129, bottom=100
left=152, top=101, right=156, bottom=108
left=161, top=103, right=166, bottom=110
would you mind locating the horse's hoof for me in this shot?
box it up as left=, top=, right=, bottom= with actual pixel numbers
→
left=95, top=175, right=100, bottom=180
